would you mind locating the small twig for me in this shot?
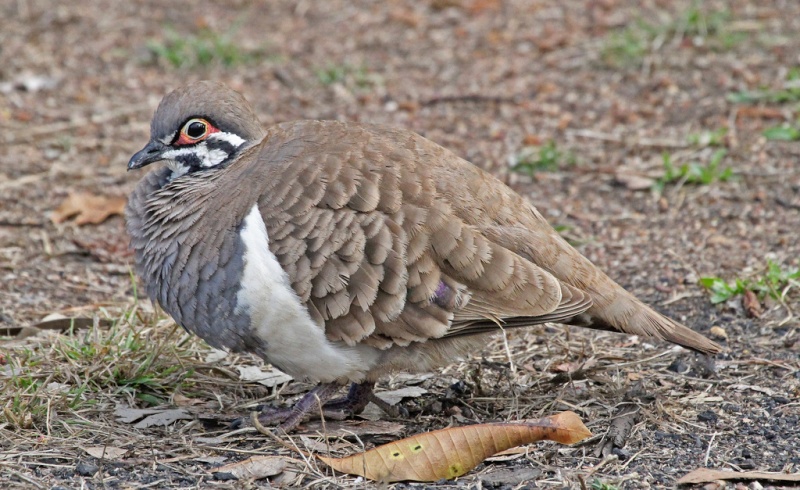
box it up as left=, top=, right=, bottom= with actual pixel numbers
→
left=584, top=454, right=618, bottom=478
left=661, top=291, right=702, bottom=306
left=0, top=172, right=49, bottom=192
left=251, top=411, right=314, bottom=461
left=618, top=447, right=647, bottom=471
left=498, top=325, right=517, bottom=377
left=567, top=128, right=689, bottom=148
left=4, top=103, right=150, bottom=144
left=5, top=468, right=45, bottom=489
left=704, top=432, right=718, bottom=466
left=420, top=94, right=518, bottom=106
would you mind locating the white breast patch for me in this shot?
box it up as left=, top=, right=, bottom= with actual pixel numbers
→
left=235, top=205, right=377, bottom=383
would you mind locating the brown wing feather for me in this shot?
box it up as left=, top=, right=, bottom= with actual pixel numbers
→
left=253, top=121, right=718, bottom=355
left=254, top=121, right=572, bottom=349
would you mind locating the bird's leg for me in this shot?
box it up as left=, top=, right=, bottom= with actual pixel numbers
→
left=248, top=380, right=407, bottom=432
left=318, top=380, right=375, bottom=419
left=249, top=382, right=341, bottom=431
left=322, top=381, right=409, bottom=419
left=276, top=383, right=343, bottom=432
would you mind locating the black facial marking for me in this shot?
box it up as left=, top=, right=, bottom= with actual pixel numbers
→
left=174, top=153, right=202, bottom=169
left=206, top=138, right=237, bottom=157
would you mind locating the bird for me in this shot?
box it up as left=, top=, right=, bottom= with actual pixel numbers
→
left=126, top=81, right=721, bottom=431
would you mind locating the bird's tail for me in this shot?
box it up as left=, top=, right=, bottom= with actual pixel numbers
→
left=574, top=287, right=722, bottom=355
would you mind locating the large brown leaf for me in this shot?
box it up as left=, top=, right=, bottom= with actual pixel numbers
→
left=318, top=411, right=590, bottom=482
left=51, top=192, right=126, bottom=225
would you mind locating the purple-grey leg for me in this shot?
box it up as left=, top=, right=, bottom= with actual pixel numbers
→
left=246, top=381, right=382, bottom=433
left=321, top=381, right=409, bottom=418
left=275, top=382, right=341, bottom=432
left=236, top=380, right=411, bottom=432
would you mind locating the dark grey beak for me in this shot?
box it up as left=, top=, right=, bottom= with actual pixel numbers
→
left=128, top=140, right=167, bottom=171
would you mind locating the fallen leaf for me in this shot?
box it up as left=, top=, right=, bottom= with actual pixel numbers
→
left=212, top=455, right=287, bottom=480
left=390, top=373, right=434, bottom=385
left=72, top=236, right=132, bottom=262
left=173, top=393, right=205, bottom=406
left=114, top=406, right=191, bottom=428
left=195, top=456, right=227, bottom=465
left=114, top=407, right=163, bottom=424
left=82, top=446, right=128, bottom=460
left=730, top=384, right=776, bottom=396
left=677, top=468, right=800, bottom=484
left=615, top=172, right=655, bottom=191
left=484, top=446, right=528, bottom=462
left=742, top=290, right=762, bottom=318
left=237, top=365, right=293, bottom=387
left=735, top=106, right=786, bottom=120
left=204, top=348, right=228, bottom=363
left=318, top=411, right=590, bottom=482
left=134, top=409, right=192, bottom=428
left=374, top=386, right=428, bottom=405
left=355, top=402, right=384, bottom=421
left=51, top=192, right=126, bottom=225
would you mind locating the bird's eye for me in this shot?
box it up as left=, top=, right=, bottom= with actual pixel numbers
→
left=182, top=119, right=208, bottom=140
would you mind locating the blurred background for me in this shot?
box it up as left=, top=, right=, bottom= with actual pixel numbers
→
left=1, top=1, right=798, bottom=488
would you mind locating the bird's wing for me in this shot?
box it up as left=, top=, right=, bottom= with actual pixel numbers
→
left=254, top=121, right=592, bottom=348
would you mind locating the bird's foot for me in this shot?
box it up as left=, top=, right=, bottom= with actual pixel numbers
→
left=232, top=381, right=381, bottom=433
left=317, top=381, right=410, bottom=419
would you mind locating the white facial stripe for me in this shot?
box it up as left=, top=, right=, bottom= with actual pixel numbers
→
left=208, top=132, right=246, bottom=147
left=167, top=161, right=190, bottom=179
left=162, top=141, right=228, bottom=168
left=160, top=131, right=177, bottom=145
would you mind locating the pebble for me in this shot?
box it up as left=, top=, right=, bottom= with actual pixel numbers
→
left=75, top=461, right=98, bottom=476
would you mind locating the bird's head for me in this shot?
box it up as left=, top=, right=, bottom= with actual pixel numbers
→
left=128, top=81, right=266, bottom=178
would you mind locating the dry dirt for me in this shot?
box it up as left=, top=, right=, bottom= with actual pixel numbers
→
left=1, top=1, right=799, bottom=489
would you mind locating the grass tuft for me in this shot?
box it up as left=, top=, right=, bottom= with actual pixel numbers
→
left=147, top=27, right=259, bottom=68
left=591, top=479, right=620, bottom=490
left=315, top=63, right=379, bottom=89
left=763, top=123, right=800, bottom=141
left=653, top=149, right=733, bottom=193
left=510, top=141, right=575, bottom=176
left=687, top=127, right=728, bottom=147
left=0, top=306, right=210, bottom=432
left=700, top=259, right=800, bottom=304
left=728, top=67, right=800, bottom=104
left=601, top=5, right=741, bottom=68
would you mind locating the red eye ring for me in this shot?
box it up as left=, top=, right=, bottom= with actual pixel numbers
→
left=175, top=118, right=219, bottom=146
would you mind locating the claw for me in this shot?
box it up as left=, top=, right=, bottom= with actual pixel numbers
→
left=234, top=380, right=411, bottom=433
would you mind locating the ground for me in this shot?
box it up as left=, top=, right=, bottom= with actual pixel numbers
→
left=1, top=1, right=799, bottom=489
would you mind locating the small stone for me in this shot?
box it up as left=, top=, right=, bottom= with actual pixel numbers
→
left=75, top=461, right=98, bottom=476
left=709, top=326, right=728, bottom=340
left=698, top=410, right=718, bottom=424
left=667, top=358, right=690, bottom=374
left=212, top=471, right=238, bottom=481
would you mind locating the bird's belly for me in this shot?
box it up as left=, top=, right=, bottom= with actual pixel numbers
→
left=236, top=205, right=378, bottom=383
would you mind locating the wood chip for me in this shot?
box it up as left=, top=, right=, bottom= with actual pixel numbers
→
left=211, top=455, right=287, bottom=480
left=82, top=446, right=128, bottom=460
left=678, top=469, right=800, bottom=484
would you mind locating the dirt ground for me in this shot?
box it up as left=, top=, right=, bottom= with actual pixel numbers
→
left=1, top=1, right=799, bottom=489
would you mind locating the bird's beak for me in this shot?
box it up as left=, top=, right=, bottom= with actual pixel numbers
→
left=128, top=140, right=167, bottom=171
